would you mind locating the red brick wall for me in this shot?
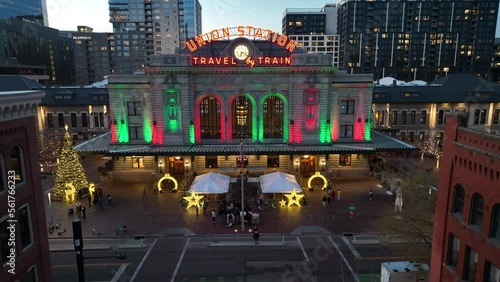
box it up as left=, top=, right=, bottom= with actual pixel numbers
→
left=430, top=114, right=500, bottom=282
left=0, top=116, right=52, bottom=282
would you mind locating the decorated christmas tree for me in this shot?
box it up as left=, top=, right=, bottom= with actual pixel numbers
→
left=52, top=126, right=89, bottom=199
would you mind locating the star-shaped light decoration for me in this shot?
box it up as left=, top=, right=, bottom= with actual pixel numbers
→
left=183, top=192, right=203, bottom=209
left=279, top=199, right=287, bottom=207
left=284, top=189, right=305, bottom=207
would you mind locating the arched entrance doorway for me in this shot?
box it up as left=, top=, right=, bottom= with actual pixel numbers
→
left=300, top=155, right=315, bottom=176
left=169, top=157, right=184, bottom=175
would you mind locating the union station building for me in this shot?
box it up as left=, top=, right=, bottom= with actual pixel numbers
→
left=76, top=30, right=414, bottom=179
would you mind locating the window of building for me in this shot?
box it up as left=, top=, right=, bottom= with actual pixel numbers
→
left=25, top=265, right=38, bottom=282
left=47, top=113, right=54, bottom=128
left=232, top=96, right=252, bottom=139
left=94, top=113, right=99, bottom=127
left=447, top=233, right=460, bottom=268
left=81, top=113, right=88, bottom=127
left=0, top=216, right=12, bottom=263
left=470, top=193, right=484, bottom=228
left=401, top=110, right=407, bottom=125
left=340, top=100, right=355, bottom=114
left=410, top=110, right=416, bottom=125
left=493, top=109, right=500, bottom=125
left=452, top=184, right=465, bottom=218
left=267, top=156, right=279, bottom=168
left=463, top=246, right=477, bottom=281
left=19, top=205, right=33, bottom=250
left=339, top=125, right=353, bottom=138
left=400, top=131, right=406, bottom=141
left=200, top=96, right=221, bottom=140
left=127, top=101, right=142, bottom=116
left=484, top=261, right=500, bottom=282
left=58, top=113, right=65, bottom=128
left=375, top=110, right=385, bottom=125
left=438, top=109, right=450, bottom=125
left=129, top=126, right=143, bottom=140
left=490, top=204, right=500, bottom=243
left=205, top=156, right=218, bottom=168
left=390, top=110, right=398, bottom=125
left=420, top=110, right=427, bottom=125
left=477, top=109, right=487, bottom=125
left=10, top=146, right=24, bottom=183
left=71, top=113, right=77, bottom=127
left=99, top=113, right=104, bottom=128
left=263, top=96, right=284, bottom=139
left=339, top=154, right=351, bottom=166
left=408, top=131, right=415, bottom=142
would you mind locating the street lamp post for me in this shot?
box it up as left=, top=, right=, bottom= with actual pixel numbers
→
left=236, top=95, right=248, bottom=232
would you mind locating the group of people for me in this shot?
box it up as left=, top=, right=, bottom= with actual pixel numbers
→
left=322, top=181, right=341, bottom=207
left=68, top=186, right=113, bottom=218
left=68, top=202, right=86, bottom=218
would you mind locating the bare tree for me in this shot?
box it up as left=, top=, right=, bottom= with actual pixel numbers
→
left=376, top=171, right=439, bottom=249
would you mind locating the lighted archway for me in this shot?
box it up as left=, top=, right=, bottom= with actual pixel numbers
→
left=259, top=92, right=289, bottom=142
left=228, top=93, right=257, bottom=141
left=157, top=173, right=178, bottom=192
left=194, top=93, right=226, bottom=142
left=307, top=172, right=328, bottom=190
left=64, top=183, right=77, bottom=202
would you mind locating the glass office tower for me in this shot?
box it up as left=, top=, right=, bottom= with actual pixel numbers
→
left=0, top=0, right=48, bottom=26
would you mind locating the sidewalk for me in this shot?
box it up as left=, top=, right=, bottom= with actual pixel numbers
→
left=44, top=155, right=394, bottom=238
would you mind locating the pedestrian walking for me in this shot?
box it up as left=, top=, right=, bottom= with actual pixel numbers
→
left=368, top=187, right=374, bottom=201
left=107, top=194, right=112, bottom=205
left=315, top=180, right=320, bottom=190
left=76, top=202, right=82, bottom=218
left=81, top=206, right=86, bottom=219
left=203, top=201, right=208, bottom=215
left=211, top=210, right=216, bottom=223
left=322, top=195, right=327, bottom=208
left=327, top=195, right=332, bottom=206
left=253, top=228, right=260, bottom=245
left=196, top=206, right=199, bottom=216
left=142, top=187, right=147, bottom=200
left=88, top=195, right=92, bottom=207
left=97, top=197, right=103, bottom=209
left=337, top=189, right=341, bottom=201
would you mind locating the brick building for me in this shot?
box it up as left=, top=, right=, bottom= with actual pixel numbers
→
left=0, top=89, right=52, bottom=281
left=430, top=113, right=500, bottom=281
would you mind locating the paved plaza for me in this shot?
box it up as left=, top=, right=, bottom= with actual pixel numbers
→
left=43, top=153, right=436, bottom=239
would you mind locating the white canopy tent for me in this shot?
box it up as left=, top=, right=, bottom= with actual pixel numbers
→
left=188, top=172, right=230, bottom=194
left=259, top=172, right=303, bottom=194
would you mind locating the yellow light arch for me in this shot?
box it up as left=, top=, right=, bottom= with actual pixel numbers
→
left=157, top=173, right=178, bottom=192
left=307, top=172, right=328, bottom=190
left=64, top=183, right=77, bottom=202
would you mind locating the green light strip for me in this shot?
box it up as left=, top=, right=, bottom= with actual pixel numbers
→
left=189, top=123, right=195, bottom=144
left=364, top=121, right=371, bottom=141
left=143, top=115, right=152, bottom=142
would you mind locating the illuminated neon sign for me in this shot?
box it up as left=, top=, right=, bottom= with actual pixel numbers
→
left=192, top=56, right=291, bottom=67
left=186, top=26, right=297, bottom=52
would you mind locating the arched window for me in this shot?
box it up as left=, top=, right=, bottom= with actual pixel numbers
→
left=490, top=204, right=500, bottom=242
left=452, top=184, right=465, bottom=217
left=232, top=96, right=252, bottom=139
left=263, top=96, right=284, bottom=139
left=470, top=193, right=484, bottom=228
left=199, top=96, right=221, bottom=139
left=10, top=146, right=25, bottom=183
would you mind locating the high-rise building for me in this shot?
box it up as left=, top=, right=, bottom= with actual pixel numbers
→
left=282, top=4, right=339, bottom=66
left=337, top=0, right=500, bottom=81
left=0, top=78, right=52, bottom=282
left=60, top=26, right=115, bottom=85
left=0, top=0, right=48, bottom=26
left=491, top=38, right=500, bottom=83
left=109, top=0, right=202, bottom=74
left=0, top=18, right=75, bottom=84
left=430, top=113, right=500, bottom=282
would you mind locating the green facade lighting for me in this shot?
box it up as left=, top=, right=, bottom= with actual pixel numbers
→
left=143, top=116, right=152, bottom=142
left=259, top=92, right=289, bottom=142
left=189, top=122, right=195, bottom=144
left=364, top=121, right=371, bottom=141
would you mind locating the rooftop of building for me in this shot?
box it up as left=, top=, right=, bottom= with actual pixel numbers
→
left=373, top=73, right=500, bottom=103
left=382, top=261, right=430, bottom=273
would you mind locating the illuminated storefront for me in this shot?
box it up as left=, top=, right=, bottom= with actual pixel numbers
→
left=76, top=28, right=414, bottom=177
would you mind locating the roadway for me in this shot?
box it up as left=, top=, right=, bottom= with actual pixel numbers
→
left=50, top=234, right=430, bottom=282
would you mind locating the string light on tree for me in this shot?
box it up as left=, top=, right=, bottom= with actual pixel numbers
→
left=51, top=125, right=89, bottom=199
left=418, top=137, right=443, bottom=168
